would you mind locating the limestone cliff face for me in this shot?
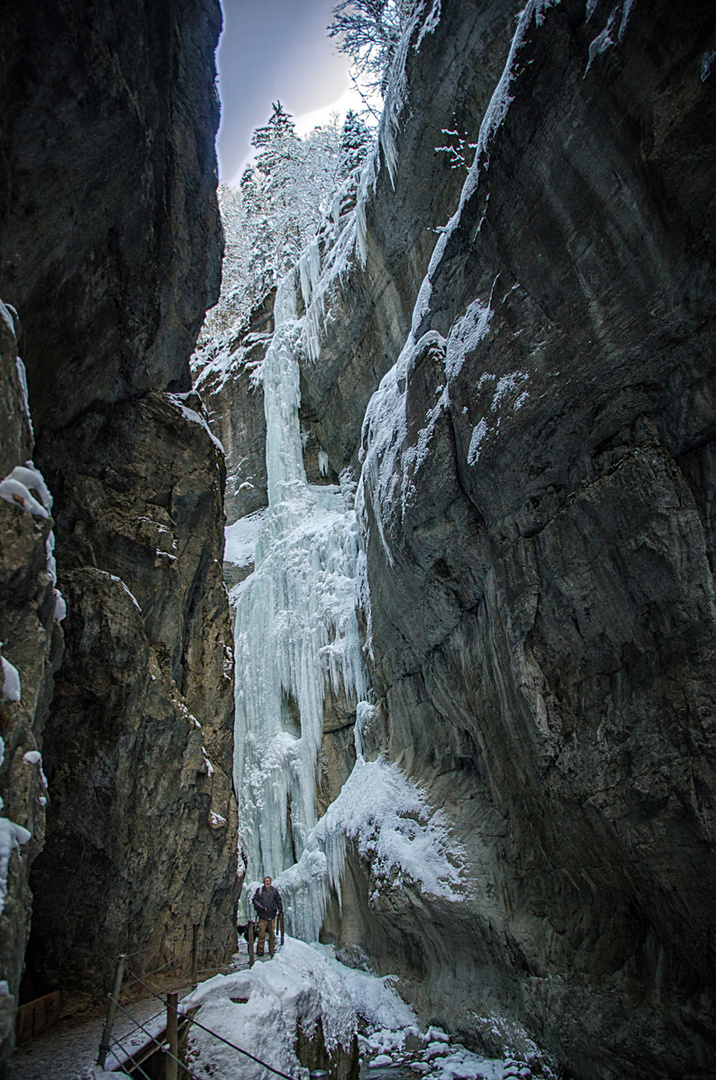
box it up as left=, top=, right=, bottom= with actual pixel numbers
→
left=25, top=391, right=238, bottom=999
left=0, top=0, right=223, bottom=434
left=0, top=308, right=63, bottom=1071
left=0, top=0, right=240, bottom=1050
left=296, top=1, right=521, bottom=479
left=299, top=1, right=716, bottom=1078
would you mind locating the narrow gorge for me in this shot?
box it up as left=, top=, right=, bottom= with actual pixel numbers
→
left=1, top=2, right=715, bottom=1080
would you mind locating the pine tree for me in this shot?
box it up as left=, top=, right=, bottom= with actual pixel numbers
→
left=199, top=107, right=346, bottom=341
left=340, top=109, right=373, bottom=172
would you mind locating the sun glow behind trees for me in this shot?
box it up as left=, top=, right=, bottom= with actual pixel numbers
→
left=201, top=1, right=412, bottom=341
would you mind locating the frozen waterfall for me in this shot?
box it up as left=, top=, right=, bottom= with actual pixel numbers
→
left=232, top=263, right=368, bottom=908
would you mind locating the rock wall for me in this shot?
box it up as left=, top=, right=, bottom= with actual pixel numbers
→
left=298, top=1, right=716, bottom=1078
left=0, top=0, right=240, bottom=1055
left=0, top=0, right=223, bottom=433
left=0, top=306, right=63, bottom=1071
left=25, top=391, right=238, bottom=1000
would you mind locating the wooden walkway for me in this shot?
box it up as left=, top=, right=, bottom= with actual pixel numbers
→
left=11, top=942, right=251, bottom=1079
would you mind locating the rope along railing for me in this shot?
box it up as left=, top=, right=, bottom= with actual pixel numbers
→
left=108, top=1032, right=161, bottom=1080
left=119, top=961, right=296, bottom=1080
left=96, top=930, right=302, bottom=1080
left=109, top=995, right=204, bottom=1080
left=96, top=927, right=237, bottom=1074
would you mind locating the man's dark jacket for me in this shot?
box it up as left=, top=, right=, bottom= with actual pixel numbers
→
left=252, top=884, right=283, bottom=921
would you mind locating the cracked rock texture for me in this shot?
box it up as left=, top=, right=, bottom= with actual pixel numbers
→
left=24, top=391, right=239, bottom=1002
left=0, top=0, right=240, bottom=1055
left=0, top=308, right=63, bottom=1073
left=299, top=2, right=716, bottom=1078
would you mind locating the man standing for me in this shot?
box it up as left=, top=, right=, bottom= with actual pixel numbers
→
left=252, top=875, right=283, bottom=958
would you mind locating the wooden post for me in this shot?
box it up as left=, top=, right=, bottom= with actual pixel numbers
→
left=166, top=991, right=179, bottom=1080
left=97, top=955, right=125, bottom=1068
left=247, top=919, right=255, bottom=967
left=191, top=923, right=199, bottom=988
left=279, top=911, right=285, bottom=946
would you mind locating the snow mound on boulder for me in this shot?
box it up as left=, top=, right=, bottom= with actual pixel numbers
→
left=181, top=937, right=356, bottom=1079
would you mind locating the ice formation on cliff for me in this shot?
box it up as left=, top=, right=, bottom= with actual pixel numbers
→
left=232, top=267, right=367, bottom=896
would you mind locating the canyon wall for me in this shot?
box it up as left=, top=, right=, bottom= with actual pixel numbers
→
left=215, top=1, right=716, bottom=1077
left=0, top=0, right=240, bottom=1063
left=0, top=308, right=63, bottom=1071
left=331, top=2, right=716, bottom=1076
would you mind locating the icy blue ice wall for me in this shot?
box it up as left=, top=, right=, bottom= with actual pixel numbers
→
left=232, top=257, right=368, bottom=900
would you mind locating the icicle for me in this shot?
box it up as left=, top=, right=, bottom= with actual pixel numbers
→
left=234, top=265, right=368, bottom=898
left=274, top=753, right=468, bottom=943
left=299, top=240, right=321, bottom=312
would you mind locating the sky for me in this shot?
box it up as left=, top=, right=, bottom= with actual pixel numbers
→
left=216, top=0, right=365, bottom=186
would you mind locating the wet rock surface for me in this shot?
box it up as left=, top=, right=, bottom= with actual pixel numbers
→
left=305, top=1, right=716, bottom=1077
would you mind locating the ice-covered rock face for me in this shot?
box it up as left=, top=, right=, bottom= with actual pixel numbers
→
left=290, top=1, right=716, bottom=1078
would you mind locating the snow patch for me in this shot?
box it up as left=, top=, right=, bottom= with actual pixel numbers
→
left=0, top=462, right=51, bottom=519
left=0, top=817, right=31, bottom=916
left=415, top=0, right=442, bottom=51
left=445, top=298, right=493, bottom=379
left=585, top=0, right=634, bottom=73
left=491, top=371, right=528, bottom=410
left=224, top=510, right=266, bottom=570
left=467, top=419, right=489, bottom=467
left=95, top=571, right=142, bottom=613
left=166, top=392, right=225, bottom=454
left=276, top=754, right=467, bottom=943
left=1, top=657, right=21, bottom=703
left=15, top=357, right=33, bottom=439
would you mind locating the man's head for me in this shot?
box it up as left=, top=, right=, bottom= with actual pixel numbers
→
left=264, top=876, right=272, bottom=888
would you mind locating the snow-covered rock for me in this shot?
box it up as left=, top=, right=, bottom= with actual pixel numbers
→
left=182, top=937, right=358, bottom=1080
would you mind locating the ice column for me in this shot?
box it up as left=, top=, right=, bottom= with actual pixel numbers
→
left=233, top=265, right=367, bottom=903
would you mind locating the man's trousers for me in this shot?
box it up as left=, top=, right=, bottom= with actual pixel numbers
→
left=257, top=917, right=275, bottom=956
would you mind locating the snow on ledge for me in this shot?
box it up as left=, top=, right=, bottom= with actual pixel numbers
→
left=166, top=392, right=225, bottom=454
left=277, top=754, right=468, bottom=944
left=1, top=657, right=21, bottom=703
